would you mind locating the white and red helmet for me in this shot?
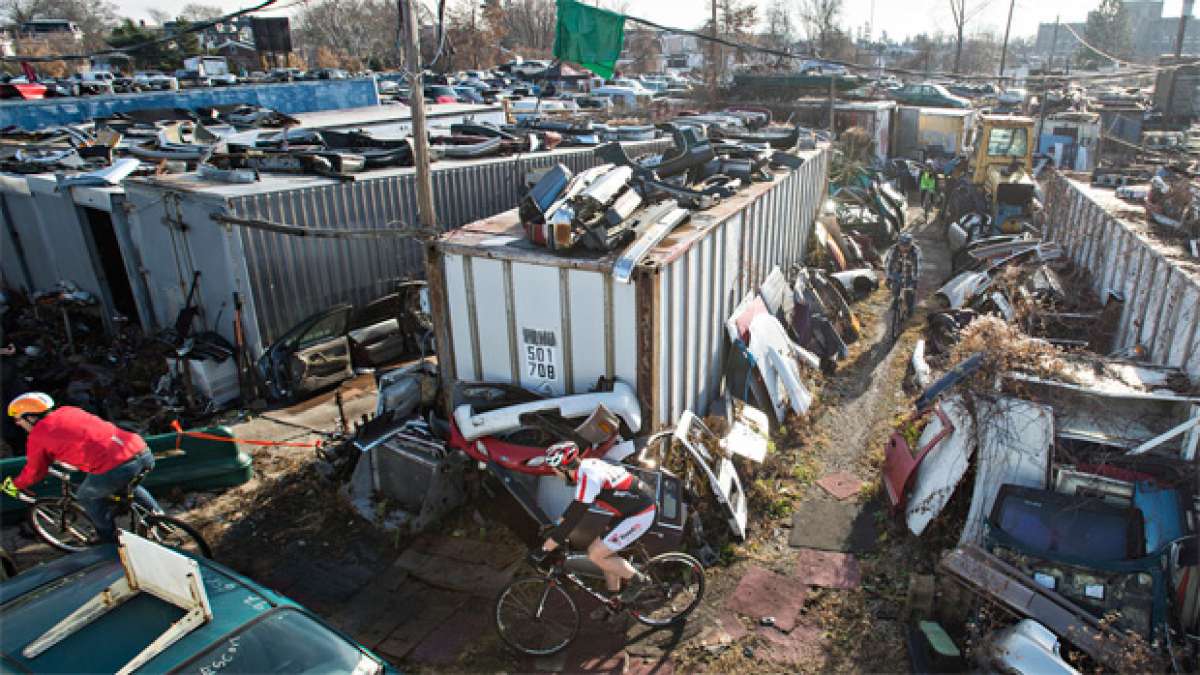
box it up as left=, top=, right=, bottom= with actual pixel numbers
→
left=544, top=441, right=581, bottom=469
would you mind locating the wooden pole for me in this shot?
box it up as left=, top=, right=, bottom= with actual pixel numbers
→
left=1037, top=16, right=1059, bottom=152
left=399, top=0, right=438, bottom=234
left=998, top=0, right=1015, bottom=82
left=709, top=0, right=718, bottom=100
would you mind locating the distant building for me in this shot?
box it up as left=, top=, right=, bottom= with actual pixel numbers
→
left=618, top=28, right=703, bottom=73
left=1034, top=0, right=1199, bottom=62
left=17, top=19, right=82, bottom=41
left=164, top=16, right=254, bottom=52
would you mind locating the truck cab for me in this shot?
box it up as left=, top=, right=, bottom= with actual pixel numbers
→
left=971, top=115, right=1036, bottom=230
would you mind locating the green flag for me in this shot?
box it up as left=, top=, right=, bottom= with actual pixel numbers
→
left=553, top=0, right=626, bottom=79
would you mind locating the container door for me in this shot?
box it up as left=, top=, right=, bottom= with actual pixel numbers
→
left=289, top=307, right=354, bottom=395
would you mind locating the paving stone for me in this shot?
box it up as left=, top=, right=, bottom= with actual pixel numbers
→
left=407, top=600, right=492, bottom=666
left=374, top=586, right=469, bottom=663
left=626, top=655, right=676, bottom=675
left=788, top=498, right=881, bottom=553
left=793, top=548, right=862, bottom=589
left=815, top=471, right=865, bottom=500
left=724, top=566, right=807, bottom=632
left=754, top=622, right=829, bottom=668
left=409, top=533, right=523, bottom=568
left=394, top=547, right=516, bottom=596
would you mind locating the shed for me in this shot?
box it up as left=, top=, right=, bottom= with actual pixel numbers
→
left=428, top=145, right=832, bottom=427
left=893, top=106, right=976, bottom=159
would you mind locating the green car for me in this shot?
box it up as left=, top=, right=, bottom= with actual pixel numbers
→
left=0, top=545, right=396, bottom=673
left=890, top=82, right=971, bottom=109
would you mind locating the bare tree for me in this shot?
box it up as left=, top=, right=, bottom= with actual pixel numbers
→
left=1, top=0, right=119, bottom=49
left=177, top=4, right=224, bottom=22
left=947, top=0, right=986, bottom=74
left=294, top=0, right=401, bottom=70
left=797, top=0, right=841, bottom=57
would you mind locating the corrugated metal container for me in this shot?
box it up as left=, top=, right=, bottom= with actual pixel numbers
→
left=784, top=100, right=894, bottom=161
left=122, top=138, right=673, bottom=358
left=428, top=145, right=831, bottom=428
left=1043, top=171, right=1200, bottom=379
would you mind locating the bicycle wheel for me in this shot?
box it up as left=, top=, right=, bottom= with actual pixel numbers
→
left=629, top=552, right=706, bottom=626
left=494, top=576, right=579, bottom=656
left=28, top=498, right=97, bottom=552
left=140, top=514, right=213, bottom=558
left=889, top=299, right=904, bottom=342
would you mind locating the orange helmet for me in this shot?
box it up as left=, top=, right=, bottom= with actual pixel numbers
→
left=7, top=392, right=54, bottom=418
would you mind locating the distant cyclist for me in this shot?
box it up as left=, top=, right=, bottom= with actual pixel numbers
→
left=919, top=162, right=938, bottom=218
left=887, top=232, right=922, bottom=302
left=533, top=442, right=655, bottom=606
left=2, top=393, right=161, bottom=543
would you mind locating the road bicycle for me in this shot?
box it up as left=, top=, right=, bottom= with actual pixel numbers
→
left=494, top=543, right=705, bottom=656
left=889, top=259, right=918, bottom=343
left=18, top=462, right=211, bottom=558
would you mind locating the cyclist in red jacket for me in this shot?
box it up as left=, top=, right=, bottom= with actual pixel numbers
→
left=533, top=441, right=656, bottom=604
left=2, top=393, right=161, bottom=542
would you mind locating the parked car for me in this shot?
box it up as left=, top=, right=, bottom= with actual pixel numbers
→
left=310, top=68, right=349, bottom=80
left=133, top=70, right=178, bottom=90
left=64, top=71, right=115, bottom=96
left=996, top=87, right=1027, bottom=106
left=209, top=72, right=238, bottom=86
left=174, top=69, right=212, bottom=87
left=890, top=82, right=970, bottom=108
left=424, top=84, right=460, bottom=103
left=256, top=283, right=432, bottom=401
left=454, top=86, right=485, bottom=104
left=0, top=543, right=395, bottom=673
left=268, top=67, right=303, bottom=82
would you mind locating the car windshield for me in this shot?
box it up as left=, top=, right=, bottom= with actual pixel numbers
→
left=986, top=126, right=1028, bottom=158
left=173, top=609, right=379, bottom=675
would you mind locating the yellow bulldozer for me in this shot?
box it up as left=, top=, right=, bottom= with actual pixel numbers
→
left=968, top=114, right=1038, bottom=232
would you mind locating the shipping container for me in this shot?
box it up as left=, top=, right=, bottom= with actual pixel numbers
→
left=893, top=106, right=975, bottom=159
left=114, top=138, right=672, bottom=359
left=785, top=99, right=895, bottom=162
left=1043, top=171, right=1200, bottom=380
left=428, top=145, right=831, bottom=428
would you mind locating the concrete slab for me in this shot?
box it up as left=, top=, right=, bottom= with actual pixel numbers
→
left=788, top=498, right=881, bottom=553
left=409, top=533, right=523, bottom=569
left=793, top=548, right=862, bottom=589
left=815, top=471, right=865, bottom=500
left=724, top=566, right=808, bottom=632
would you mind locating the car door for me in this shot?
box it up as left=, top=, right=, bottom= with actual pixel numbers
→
left=348, top=293, right=406, bottom=367
left=288, top=306, right=354, bottom=396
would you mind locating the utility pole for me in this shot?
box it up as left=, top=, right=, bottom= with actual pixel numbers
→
left=998, top=0, right=1015, bottom=83
left=399, top=0, right=438, bottom=234
left=827, top=75, right=835, bottom=134
left=1166, top=0, right=1195, bottom=118
left=709, top=0, right=718, bottom=100
left=1037, top=16, right=1060, bottom=156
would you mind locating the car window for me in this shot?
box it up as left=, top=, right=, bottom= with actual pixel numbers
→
left=986, top=127, right=1028, bottom=158
left=297, top=311, right=348, bottom=349
left=173, top=608, right=380, bottom=675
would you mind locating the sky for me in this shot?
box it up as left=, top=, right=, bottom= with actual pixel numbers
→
left=113, top=0, right=1197, bottom=41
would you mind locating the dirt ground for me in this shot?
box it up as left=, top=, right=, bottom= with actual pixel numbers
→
left=2, top=205, right=957, bottom=672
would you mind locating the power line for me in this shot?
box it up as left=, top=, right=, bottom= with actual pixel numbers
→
left=3, top=0, right=280, bottom=63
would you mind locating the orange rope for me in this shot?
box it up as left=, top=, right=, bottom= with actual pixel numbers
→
left=170, top=420, right=323, bottom=448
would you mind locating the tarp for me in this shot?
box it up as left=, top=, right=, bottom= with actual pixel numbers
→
left=554, top=0, right=626, bottom=79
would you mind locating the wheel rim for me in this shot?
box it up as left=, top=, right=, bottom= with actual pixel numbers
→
left=631, top=557, right=704, bottom=625
left=496, top=579, right=577, bottom=655
left=32, top=503, right=96, bottom=551
left=143, top=517, right=207, bottom=557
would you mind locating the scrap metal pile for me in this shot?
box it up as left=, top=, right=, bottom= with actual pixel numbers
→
left=519, top=121, right=807, bottom=254
left=884, top=235, right=1199, bottom=669
left=0, top=284, right=232, bottom=447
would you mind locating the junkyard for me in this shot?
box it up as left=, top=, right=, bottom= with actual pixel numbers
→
left=0, top=0, right=1199, bottom=672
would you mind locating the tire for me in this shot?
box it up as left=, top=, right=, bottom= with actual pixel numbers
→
left=494, top=576, right=579, bottom=656
left=629, top=553, right=706, bottom=627
left=140, top=515, right=212, bottom=558
left=29, top=498, right=97, bottom=552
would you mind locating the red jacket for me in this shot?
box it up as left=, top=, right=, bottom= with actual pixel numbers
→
left=14, top=407, right=147, bottom=489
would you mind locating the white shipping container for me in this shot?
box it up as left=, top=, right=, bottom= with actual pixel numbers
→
left=428, top=145, right=831, bottom=428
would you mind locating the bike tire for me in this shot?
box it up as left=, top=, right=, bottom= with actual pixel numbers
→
left=28, top=498, right=97, bottom=552
left=140, top=514, right=213, bottom=558
left=494, top=576, right=580, bottom=656
left=629, top=552, right=706, bottom=627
